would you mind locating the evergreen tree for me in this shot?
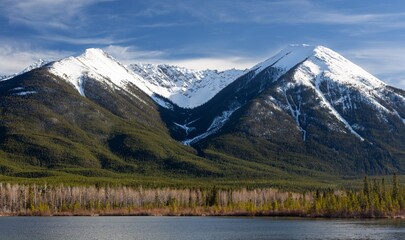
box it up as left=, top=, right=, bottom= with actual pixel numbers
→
left=392, top=173, right=399, bottom=201
left=363, top=176, right=370, bottom=196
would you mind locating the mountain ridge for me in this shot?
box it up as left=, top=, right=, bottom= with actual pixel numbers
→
left=1, top=44, right=404, bottom=185
left=4, top=44, right=405, bottom=146
left=128, top=63, right=245, bottom=108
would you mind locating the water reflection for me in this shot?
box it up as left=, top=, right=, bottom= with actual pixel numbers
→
left=0, top=217, right=404, bottom=240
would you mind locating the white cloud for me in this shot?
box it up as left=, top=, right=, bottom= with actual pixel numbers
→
left=343, top=45, right=405, bottom=89
left=162, top=57, right=256, bottom=71
left=103, top=45, right=166, bottom=62
left=0, top=42, right=71, bottom=75
left=39, top=35, right=132, bottom=45
left=103, top=45, right=259, bottom=71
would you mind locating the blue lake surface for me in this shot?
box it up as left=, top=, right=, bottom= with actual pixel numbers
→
left=0, top=216, right=404, bottom=240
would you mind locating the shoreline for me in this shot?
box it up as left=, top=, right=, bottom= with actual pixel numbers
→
left=1, top=210, right=404, bottom=219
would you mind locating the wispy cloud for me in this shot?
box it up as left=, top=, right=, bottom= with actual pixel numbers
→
left=163, top=57, right=257, bottom=71
left=342, top=44, right=405, bottom=88
left=137, top=0, right=405, bottom=31
left=139, top=22, right=195, bottom=28
left=0, top=0, right=113, bottom=30
left=103, top=45, right=166, bottom=62
left=103, top=45, right=259, bottom=70
left=239, top=1, right=405, bottom=26
left=38, top=34, right=134, bottom=45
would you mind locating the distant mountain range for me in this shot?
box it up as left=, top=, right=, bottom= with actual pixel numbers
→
left=0, top=59, right=49, bottom=81
left=1, top=44, right=404, bottom=184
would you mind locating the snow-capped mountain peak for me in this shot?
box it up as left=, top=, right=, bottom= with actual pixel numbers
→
left=311, top=45, right=385, bottom=88
left=277, top=44, right=387, bottom=97
left=48, top=48, right=152, bottom=97
left=253, top=44, right=385, bottom=89
left=250, top=44, right=402, bottom=141
left=252, top=44, right=316, bottom=74
left=47, top=48, right=244, bottom=109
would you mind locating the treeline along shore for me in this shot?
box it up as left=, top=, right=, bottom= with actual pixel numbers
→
left=0, top=176, right=404, bottom=218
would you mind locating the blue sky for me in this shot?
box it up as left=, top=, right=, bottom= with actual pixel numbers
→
left=1, top=0, right=405, bottom=88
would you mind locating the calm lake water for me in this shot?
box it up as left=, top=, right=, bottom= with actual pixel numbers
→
left=0, top=217, right=404, bottom=240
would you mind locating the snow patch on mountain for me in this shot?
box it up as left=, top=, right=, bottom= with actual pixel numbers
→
left=283, top=90, right=307, bottom=141
left=315, top=75, right=364, bottom=141
left=151, top=95, right=174, bottom=110
left=129, top=63, right=245, bottom=108
left=183, top=103, right=241, bottom=145
left=14, top=91, right=37, bottom=96
left=8, top=86, right=38, bottom=96
left=174, top=122, right=196, bottom=136
left=393, top=109, right=405, bottom=124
